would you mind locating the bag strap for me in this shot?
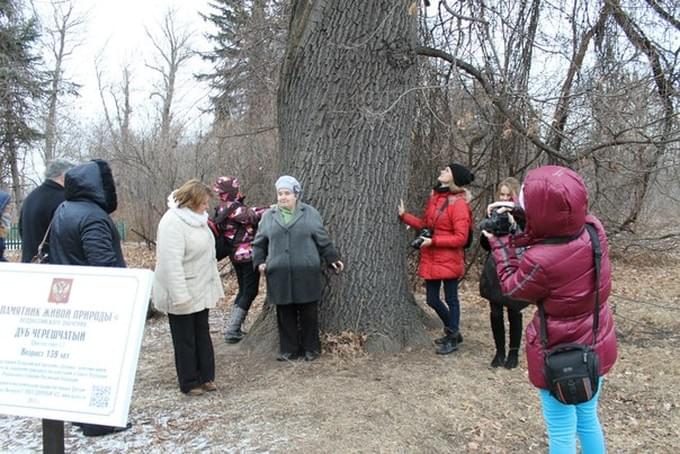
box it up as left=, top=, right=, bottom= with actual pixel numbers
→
left=429, top=197, right=450, bottom=228
left=539, top=222, right=602, bottom=349
left=585, top=223, right=602, bottom=343
left=36, top=219, right=54, bottom=254
left=538, top=227, right=584, bottom=245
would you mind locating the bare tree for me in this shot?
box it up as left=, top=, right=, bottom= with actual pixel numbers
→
left=41, top=0, right=84, bottom=164
left=414, top=0, right=680, bottom=235
left=92, top=11, right=218, bottom=242
left=145, top=9, right=193, bottom=149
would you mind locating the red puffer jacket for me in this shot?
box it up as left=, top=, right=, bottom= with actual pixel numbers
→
left=489, top=166, right=617, bottom=389
left=400, top=190, right=472, bottom=280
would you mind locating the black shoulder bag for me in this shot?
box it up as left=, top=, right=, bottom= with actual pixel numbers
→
left=539, top=223, right=602, bottom=405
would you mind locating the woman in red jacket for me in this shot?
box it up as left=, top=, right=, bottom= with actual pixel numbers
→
left=398, top=163, right=473, bottom=354
left=484, top=166, right=617, bottom=453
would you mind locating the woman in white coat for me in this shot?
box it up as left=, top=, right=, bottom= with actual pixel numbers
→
left=153, top=179, right=224, bottom=395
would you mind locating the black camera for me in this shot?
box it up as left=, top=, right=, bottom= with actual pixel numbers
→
left=478, top=209, right=512, bottom=236
left=410, top=228, right=433, bottom=249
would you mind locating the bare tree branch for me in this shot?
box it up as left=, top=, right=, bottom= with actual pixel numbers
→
left=644, top=0, right=680, bottom=33
left=416, top=45, right=573, bottom=163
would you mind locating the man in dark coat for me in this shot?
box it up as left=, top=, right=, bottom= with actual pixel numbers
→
left=19, top=159, right=75, bottom=262
left=49, top=159, right=129, bottom=436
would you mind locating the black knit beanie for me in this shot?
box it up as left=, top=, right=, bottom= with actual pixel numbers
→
left=448, top=163, right=474, bottom=187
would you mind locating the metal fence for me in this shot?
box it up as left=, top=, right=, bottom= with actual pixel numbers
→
left=4, top=220, right=127, bottom=250
left=5, top=224, right=21, bottom=250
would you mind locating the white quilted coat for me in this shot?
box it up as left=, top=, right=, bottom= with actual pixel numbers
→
left=153, top=205, right=224, bottom=315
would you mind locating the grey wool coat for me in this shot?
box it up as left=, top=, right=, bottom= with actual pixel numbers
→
left=252, top=203, right=340, bottom=305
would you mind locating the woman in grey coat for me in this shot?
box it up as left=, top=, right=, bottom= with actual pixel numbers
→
left=252, top=176, right=344, bottom=361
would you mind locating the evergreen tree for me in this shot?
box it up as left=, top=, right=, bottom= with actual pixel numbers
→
left=198, top=0, right=287, bottom=201
left=198, top=0, right=286, bottom=121
left=0, top=0, right=45, bottom=199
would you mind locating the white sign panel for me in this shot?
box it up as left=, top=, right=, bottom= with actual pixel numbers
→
left=0, top=263, right=153, bottom=427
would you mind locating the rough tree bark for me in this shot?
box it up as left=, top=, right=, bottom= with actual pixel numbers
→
left=244, top=0, right=430, bottom=353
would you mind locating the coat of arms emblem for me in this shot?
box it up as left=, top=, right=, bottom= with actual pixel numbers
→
left=48, top=278, right=73, bottom=304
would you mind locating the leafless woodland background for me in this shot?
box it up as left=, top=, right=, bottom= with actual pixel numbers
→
left=2, top=1, right=679, bottom=256
left=1, top=1, right=678, bottom=248
left=1, top=2, right=680, bottom=449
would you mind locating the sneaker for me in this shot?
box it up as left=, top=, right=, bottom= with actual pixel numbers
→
left=202, top=381, right=217, bottom=392
left=187, top=386, right=205, bottom=396
left=435, top=336, right=458, bottom=355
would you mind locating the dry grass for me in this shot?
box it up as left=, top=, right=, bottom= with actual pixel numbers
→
left=1, top=244, right=678, bottom=452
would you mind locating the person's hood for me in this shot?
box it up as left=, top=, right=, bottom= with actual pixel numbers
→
left=514, top=166, right=587, bottom=243
left=213, top=176, right=244, bottom=203
left=64, top=160, right=118, bottom=213
left=0, top=191, right=10, bottom=214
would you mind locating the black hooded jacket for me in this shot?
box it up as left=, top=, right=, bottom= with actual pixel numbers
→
left=49, top=160, right=125, bottom=267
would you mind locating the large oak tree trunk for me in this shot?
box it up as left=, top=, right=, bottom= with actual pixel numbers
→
left=244, top=0, right=429, bottom=353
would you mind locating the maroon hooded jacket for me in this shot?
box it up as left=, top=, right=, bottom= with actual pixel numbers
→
left=489, top=166, right=617, bottom=389
left=400, top=189, right=472, bottom=280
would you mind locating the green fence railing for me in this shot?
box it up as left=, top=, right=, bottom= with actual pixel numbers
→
left=5, top=224, right=21, bottom=250
left=4, top=220, right=127, bottom=250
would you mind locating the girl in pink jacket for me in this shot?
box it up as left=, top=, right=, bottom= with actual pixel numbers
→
left=484, top=166, right=617, bottom=453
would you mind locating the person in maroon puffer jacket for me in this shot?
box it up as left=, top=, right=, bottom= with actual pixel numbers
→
left=399, top=163, right=474, bottom=355
left=484, top=165, right=617, bottom=453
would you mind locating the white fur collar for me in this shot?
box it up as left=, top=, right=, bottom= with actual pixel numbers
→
left=172, top=207, right=208, bottom=227
left=167, top=191, right=208, bottom=226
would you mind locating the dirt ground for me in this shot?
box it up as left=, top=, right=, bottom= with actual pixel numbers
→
left=1, top=245, right=679, bottom=453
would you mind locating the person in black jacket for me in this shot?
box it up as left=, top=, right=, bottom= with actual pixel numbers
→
left=49, top=159, right=130, bottom=436
left=49, top=160, right=125, bottom=268
left=479, top=177, right=525, bottom=369
left=19, top=159, right=75, bottom=262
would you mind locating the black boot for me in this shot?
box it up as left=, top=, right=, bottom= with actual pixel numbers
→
left=489, top=302, right=505, bottom=359
left=504, top=348, right=519, bottom=369
left=435, top=329, right=459, bottom=355
left=490, top=350, right=505, bottom=368
left=435, top=331, right=463, bottom=345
